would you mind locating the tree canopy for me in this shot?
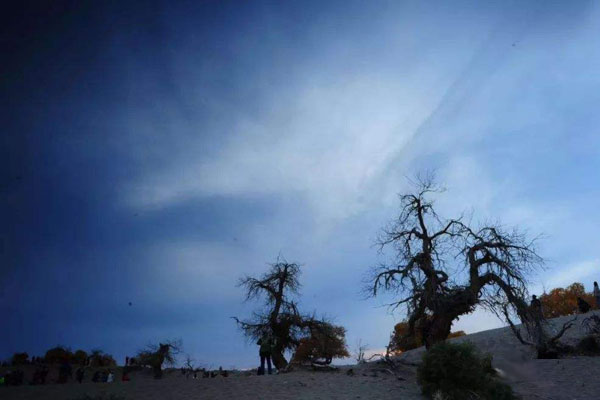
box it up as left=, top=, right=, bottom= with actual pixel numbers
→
left=292, top=323, right=350, bottom=365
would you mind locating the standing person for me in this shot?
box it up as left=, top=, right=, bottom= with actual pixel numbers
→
left=40, top=366, right=49, bottom=384
left=76, top=367, right=84, bottom=383
left=257, top=333, right=273, bottom=375
left=530, top=295, right=543, bottom=318
left=107, top=369, right=114, bottom=383
left=58, top=360, right=72, bottom=383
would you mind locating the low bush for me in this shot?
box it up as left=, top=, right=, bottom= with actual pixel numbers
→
left=417, top=341, right=518, bottom=400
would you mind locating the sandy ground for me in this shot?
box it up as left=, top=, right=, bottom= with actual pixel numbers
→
left=3, top=311, right=600, bottom=399
left=1, top=365, right=422, bottom=400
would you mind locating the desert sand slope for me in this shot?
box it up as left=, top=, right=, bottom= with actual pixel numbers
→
left=397, top=310, right=600, bottom=400
left=2, top=311, right=599, bottom=399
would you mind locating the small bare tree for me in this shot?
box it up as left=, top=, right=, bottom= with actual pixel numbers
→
left=137, top=339, right=182, bottom=378
left=234, top=257, right=345, bottom=369
left=367, top=175, right=543, bottom=349
left=355, top=339, right=368, bottom=364
left=184, top=355, right=195, bottom=370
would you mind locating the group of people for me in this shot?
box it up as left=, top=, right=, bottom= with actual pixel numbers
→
left=0, top=366, right=48, bottom=387
left=180, top=366, right=229, bottom=379
left=0, top=370, right=25, bottom=386
left=90, top=369, right=115, bottom=383
left=31, top=365, right=49, bottom=384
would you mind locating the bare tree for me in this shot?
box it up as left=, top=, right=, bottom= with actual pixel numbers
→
left=234, top=257, right=343, bottom=369
left=367, top=175, right=543, bottom=349
left=136, top=339, right=182, bottom=378
left=354, top=339, right=368, bottom=364
left=184, top=355, right=195, bottom=370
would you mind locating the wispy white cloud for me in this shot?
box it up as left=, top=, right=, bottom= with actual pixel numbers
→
left=125, top=74, right=448, bottom=220
left=542, top=259, right=600, bottom=291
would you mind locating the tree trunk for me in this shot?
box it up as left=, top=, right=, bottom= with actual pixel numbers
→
left=271, top=350, right=288, bottom=370
left=422, top=315, right=453, bottom=349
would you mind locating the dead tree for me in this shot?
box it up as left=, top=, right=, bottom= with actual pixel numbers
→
left=234, top=258, right=344, bottom=369
left=367, top=175, right=543, bottom=349
left=355, top=339, right=368, bottom=364
left=137, top=340, right=181, bottom=378
left=184, top=355, right=195, bottom=374
left=500, top=300, right=577, bottom=358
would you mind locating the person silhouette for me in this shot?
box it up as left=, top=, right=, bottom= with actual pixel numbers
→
left=257, top=333, right=273, bottom=375
left=577, top=296, right=591, bottom=313
left=530, top=295, right=543, bottom=318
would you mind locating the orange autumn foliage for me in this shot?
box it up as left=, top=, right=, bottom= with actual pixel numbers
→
left=389, top=321, right=466, bottom=353
left=539, top=282, right=597, bottom=318
left=292, top=324, right=350, bottom=364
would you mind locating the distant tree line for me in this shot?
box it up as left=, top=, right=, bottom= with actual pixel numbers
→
left=7, top=346, right=116, bottom=367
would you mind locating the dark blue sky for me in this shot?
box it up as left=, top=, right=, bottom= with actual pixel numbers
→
left=3, top=0, right=600, bottom=368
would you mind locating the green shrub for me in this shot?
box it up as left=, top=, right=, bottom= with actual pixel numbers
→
left=417, top=341, right=517, bottom=400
